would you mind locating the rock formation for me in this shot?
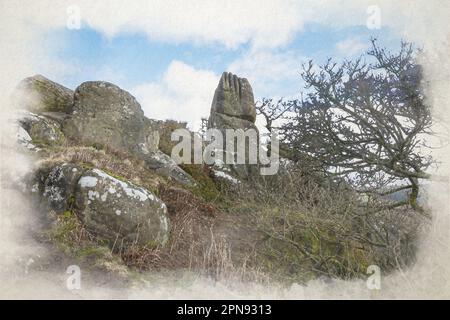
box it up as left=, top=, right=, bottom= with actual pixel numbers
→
left=76, top=168, right=170, bottom=247
left=209, top=72, right=256, bottom=123
left=208, top=72, right=258, bottom=134
left=12, top=72, right=261, bottom=254
left=13, top=75, right=74, bottom=113
left=12, top=75, right=196, bottom=250
left=9, top=72, right=395, bottom=284
left=13, top=76, right=193, bottom=185
left=32, top=163, right=170, bottom=247
left=208, top=72, right=259, bottom=180
left=62, top=81, right=160, bottom=156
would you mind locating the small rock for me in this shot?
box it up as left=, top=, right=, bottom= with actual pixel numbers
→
left=18, top=111, right=66, bottom=146
left=41, top=163, right=84, bottom=212
left=144, top=151, right=195, bottom=186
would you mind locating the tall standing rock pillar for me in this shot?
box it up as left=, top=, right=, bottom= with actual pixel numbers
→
left=207, top=72, right=259, bottom=180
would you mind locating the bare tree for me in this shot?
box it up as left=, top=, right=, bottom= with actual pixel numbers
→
left=278, top=39, right=437, bottom=210
left=256, top=98, right=295, bottom=134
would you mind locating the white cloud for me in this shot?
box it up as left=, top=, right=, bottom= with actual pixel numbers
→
left=228, top=50, right=306, bottom=98
left=6, top=0, right=450, bottom=52
left=133, top=51, right=305, bottom=131
left=336, top=38, right=369, bottom=57
left=4, top=0, right=449, bottom=128
left=9, top=0, right=306, bottom=50
left=131, top=61, right=218, bottom=130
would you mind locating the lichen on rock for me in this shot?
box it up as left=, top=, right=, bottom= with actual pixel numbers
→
left=18, top=111, right=66, bottom=147
left=75, top=168, right=170, bottom=248
left=62, top=81, right=159, bottom=156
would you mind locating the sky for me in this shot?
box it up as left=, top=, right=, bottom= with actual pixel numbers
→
left=2, top=1, right=421, bottom=129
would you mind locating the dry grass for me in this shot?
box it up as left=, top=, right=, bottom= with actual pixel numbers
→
left=35, top=145, right=257, bottom=280
left=119, top=185, right=270, bottom=284
left=42, top=210, right=129, bottom=276
left=228, top=162, right=425, bottom=281
left=37, top=146, right=165, bottom=193
left=156, top=119, right=188, bottom=156
left=44, top=210, right=91, bottom=253
left=33, top=137, right=424, bottom=284
left=121, top=244, right=163, bottom=271
left=149, top=185, right=217, bottom=270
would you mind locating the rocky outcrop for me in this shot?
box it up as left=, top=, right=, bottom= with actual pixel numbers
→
left=208, top=72, right=259, bottom=180
left=14, top=76, right=194, bottom=185
left=13, top=75, right=74, bottom=113
left=63, top=81, right=160, bottom=155
left=75, top=168, right=170, bottom=247
left=62, top=81, right=193, bottom=185
left=31, top=163, right=170, bottom=248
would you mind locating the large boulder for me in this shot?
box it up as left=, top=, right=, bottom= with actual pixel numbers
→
left=207, top=72, right=259, bottom=180
left=63, top=81, right=159, bottom=155
left=13, top=75, right=74, bottom=113
left=30, top=163, right=171, bottom=248
left=62, top=81, right=193, bottom=185
left=75, top=168, right=170, bottom=247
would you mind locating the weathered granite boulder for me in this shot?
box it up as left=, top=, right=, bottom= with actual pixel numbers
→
left=31, top=163, right=171, bottom=248
left=13, top=75, right=74, bottom=113
left=62, top=81, right=192, bottom=185
left=63, top=81, right=160, bottom=155
left=207, top=72, right=259, bottom=180
left=75, top=168, right=170, bottom=247
left=18, top=111, right=66, bottom=146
